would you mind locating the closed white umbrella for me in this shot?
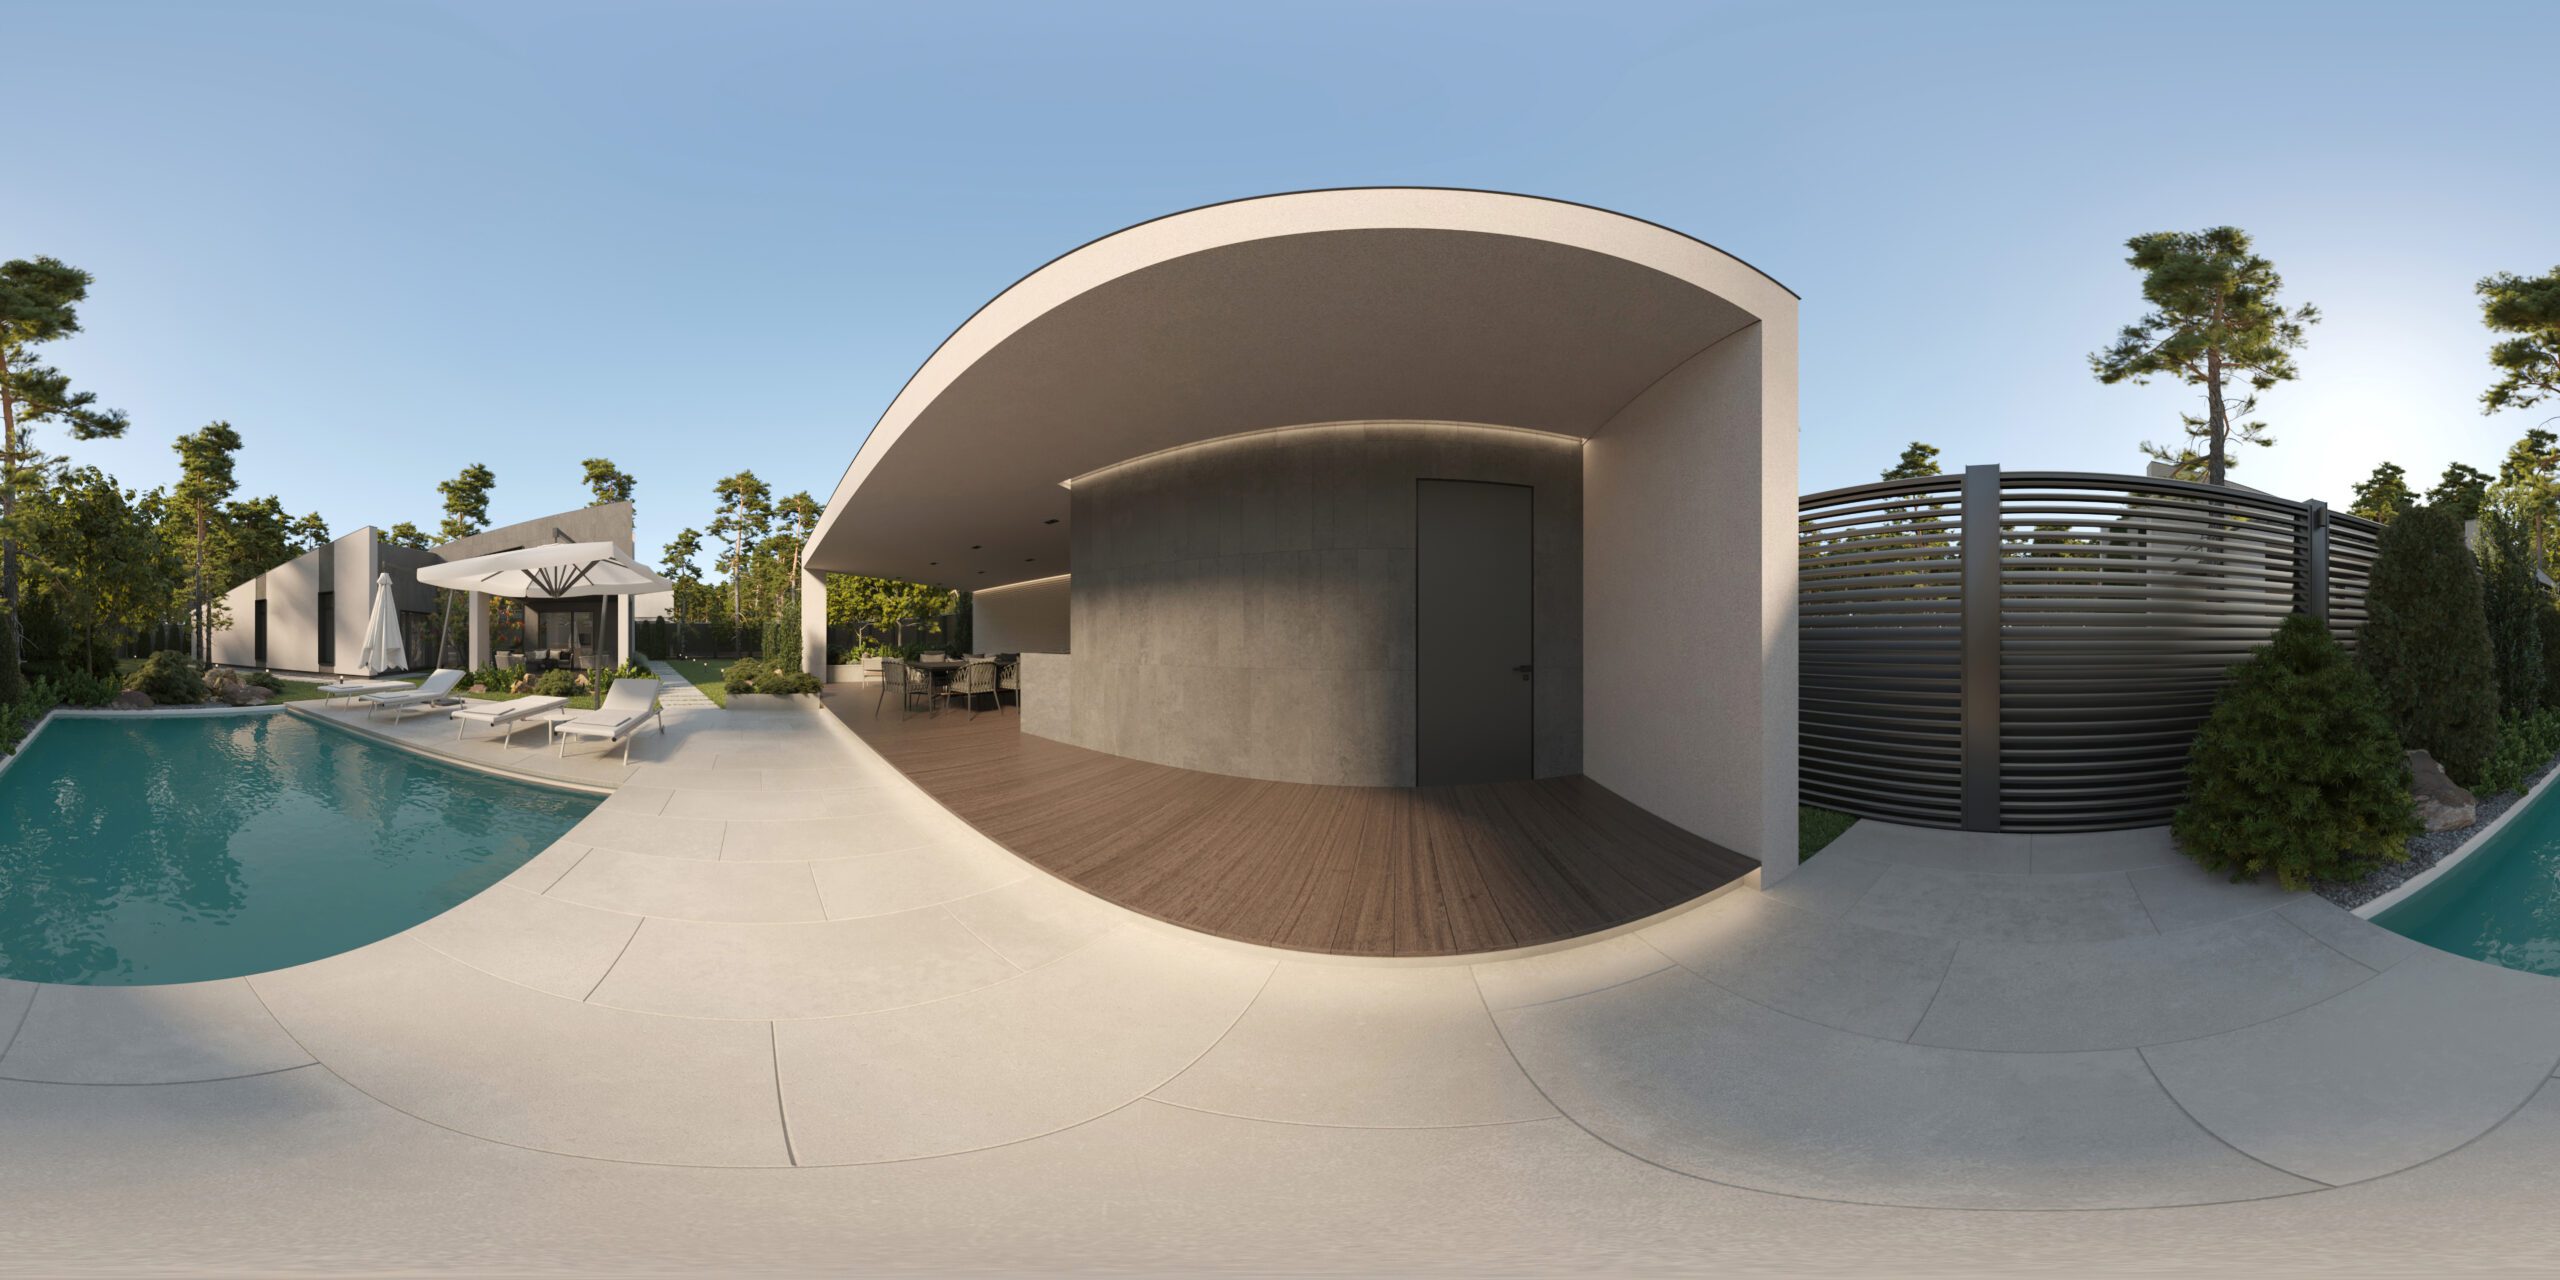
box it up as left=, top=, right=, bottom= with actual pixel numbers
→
left=358, top=572, right=408, bottom=674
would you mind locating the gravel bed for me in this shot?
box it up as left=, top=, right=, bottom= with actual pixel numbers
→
left=2314, top=756, right=2560, bottom=911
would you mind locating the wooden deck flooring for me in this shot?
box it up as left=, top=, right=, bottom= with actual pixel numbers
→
left=828, top=690, right=1758, bottom=957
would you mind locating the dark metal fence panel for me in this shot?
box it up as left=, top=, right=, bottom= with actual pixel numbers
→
left=1798, top=468, right=2384, bottom=833
left=1797, top=475, right=1967, bottom=828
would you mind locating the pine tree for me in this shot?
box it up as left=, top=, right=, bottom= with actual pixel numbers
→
left=2174, top=614, right=2417, bottom=889
left=2348, top=462, right=2416, bottom=524
left=2090, top=227, right=2318, bottom=486
left=2359, top=503, right=2499, bottom=782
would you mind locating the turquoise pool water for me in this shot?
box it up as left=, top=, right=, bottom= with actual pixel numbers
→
left=0, top=712, right=597, bottom=985
left=2376, top=781, right=2560, bottom=975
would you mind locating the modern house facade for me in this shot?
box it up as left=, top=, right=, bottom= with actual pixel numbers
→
left=802, top=188, right=1801, bottom=882
left=211, top=501, right=656, bottom=676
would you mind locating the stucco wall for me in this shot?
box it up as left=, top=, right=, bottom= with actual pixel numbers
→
left=210, top=577, right=261, bottom=667
left=1019, top=652, right=1073, bottom=743
left=266, top=550, right=323, bottom=675
left=1057, top=421, right=1581, bottom=786
left=973, top=576, right=1071, bottom=654
left=332, top=530, right=379, bottom=674
left=1582, top=325, right=1799, bottom=880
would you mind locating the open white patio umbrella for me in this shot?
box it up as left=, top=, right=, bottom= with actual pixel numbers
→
left=357, top=572, right=408, bottom=675
left=417, top=542, right=674, bottom=667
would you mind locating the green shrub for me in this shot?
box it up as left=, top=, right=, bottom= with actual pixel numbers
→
left=2174, top=614, right=2418, bottom=889
left=2479, top=504, right=2545, bottom=716
left=753, top=668, right=820, bottom=695
left=124, top=650, right=209, bottom=705
left=2476, top=710, right=2560, bottom=796
left=531, top=668, right=580, bottom=698
left=723, top=657, right=766, bottom=690
left=45, top=671, right=119, bottom=708
left=590, top=662, right=652, bottom=701
left=241, top=669, right=284, bottom=694
left=2359, top=503, right=2499, bottom=783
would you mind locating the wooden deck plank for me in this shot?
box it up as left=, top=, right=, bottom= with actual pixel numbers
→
left=827, top=690, right=1756, bottom=957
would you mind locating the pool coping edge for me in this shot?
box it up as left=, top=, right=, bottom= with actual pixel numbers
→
left=2355, top=762, right=2560, bottom=920
left=284, top=705, right=617, bottom=797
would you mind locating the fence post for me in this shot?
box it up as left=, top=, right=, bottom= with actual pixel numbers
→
left=2302, top=500, right=2331, bottom=627
left=1961, top=464, right=2002, bottom=832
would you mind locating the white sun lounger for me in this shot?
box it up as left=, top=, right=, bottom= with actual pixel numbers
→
left=362, top=669, right=466, bottom=720
left=318, top=678, right=413, bottom=707
left=450, top=694, right=571, bottom=745
left=553, top=678, right=664, bottom=760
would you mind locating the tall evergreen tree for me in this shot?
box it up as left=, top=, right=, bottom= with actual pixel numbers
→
left=661, top=527, right=702, bottom=655
left=2429, top=463, right=2493, bottom=522
left=0, top=257, right=128, bottom=624
left=171, top=422, right=243, bottom=660
left=708, top=471, right=772, bottom=626
left=2090, top=227, right=2318, bottom=486
left=1881, top=441, right=1941, bottom=481
left=430, top=463, right=496, bottom=664
left=2478, top=266, right=2560, bottom=415
left=2348, top=462, right=2416, bottom=524
left=288, top=511, right=330, bottom=551
left=2359, top=503, right=2500, bottom=782
left=581, top=457, right=635, bottom=509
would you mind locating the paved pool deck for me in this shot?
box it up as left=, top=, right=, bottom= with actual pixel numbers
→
left=5, top=699, right=2560, bottom=1273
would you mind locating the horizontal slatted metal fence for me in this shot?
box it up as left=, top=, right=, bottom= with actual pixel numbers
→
left=1799, top=466, right=2383, bottom=833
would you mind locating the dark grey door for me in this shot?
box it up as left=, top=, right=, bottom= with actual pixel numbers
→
left=1416, top=479, right=1534, bottom=786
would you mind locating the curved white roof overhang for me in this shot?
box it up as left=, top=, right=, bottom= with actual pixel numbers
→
left=805, top=188, right=1797, bottom=590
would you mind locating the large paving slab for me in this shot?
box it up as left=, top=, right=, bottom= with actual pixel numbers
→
left=1496, top=965, right=2321, bottom=1208
left=251, top=935, right=789, bottom=1166
left=0, top=980, right=311, bottom=1084
left=1846, top=862, right=2158, bottom=943
left=1639, top=891, right=1955, bottom=1039
left=1155, top=961, right=1555, bottom=1128
left=775, top=929, right=1272, bottom=1163
left=408, top=884, right=642, bottom=999
left=548, top=846, right=830, bottom=923
left=585, top=909, right=1020, bottom=1019
left=810, top=840, right=1030, bottom=919
left=2142, top=949, right=2560, bottom=1186
left=1471, top=933, right=1674, bottom=1013
left=1911, top=911, right=2379, bottom=1052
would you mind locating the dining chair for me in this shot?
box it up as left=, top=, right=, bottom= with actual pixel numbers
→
left=875, top=659, right=932, bottom=718
left=997, top=660, right=1020, bottom=712
left=937, top=660, right=1001, bottom=719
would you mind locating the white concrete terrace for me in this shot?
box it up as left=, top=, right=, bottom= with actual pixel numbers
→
left=4, top=700, right=2560, bottom=1271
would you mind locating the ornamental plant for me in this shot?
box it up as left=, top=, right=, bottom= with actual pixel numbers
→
left=2358, top=503, right=2499, bottom=783
left=2174, top=614, right=2417, bottom=888
left=123, top=649, right=208, bottom=705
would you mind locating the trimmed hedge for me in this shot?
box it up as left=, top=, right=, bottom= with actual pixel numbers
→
left=2359, top=503, right=2499, bottom=783
left=2174, top=614, right=2417, bottom=889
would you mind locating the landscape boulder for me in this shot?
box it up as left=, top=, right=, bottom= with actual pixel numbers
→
left=2408, top=749, right=2478, bottom=832
left=108, top=690, right=154, bottom=711
left=218, top=683, right=273, bottom=707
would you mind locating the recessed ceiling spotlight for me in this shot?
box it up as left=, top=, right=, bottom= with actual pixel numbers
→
left=1043, top=518, right=1059, bottom=525
left=970, top=544, right=982, bottom=550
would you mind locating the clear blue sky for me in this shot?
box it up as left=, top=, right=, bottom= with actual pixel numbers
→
left=16, top=0, right=2558, bottom=564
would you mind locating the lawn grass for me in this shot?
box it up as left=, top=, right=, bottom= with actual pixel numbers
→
left=1800, top=805, right=1858, bottom=860
left=661, top=658, right=731, bottom=708
left=268, top=678, right=333, bottom=704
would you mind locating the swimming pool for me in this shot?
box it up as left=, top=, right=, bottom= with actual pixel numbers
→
left=0, top=711, right=598, bottom=985
left=2375, top=778, right=2560, bottom=975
